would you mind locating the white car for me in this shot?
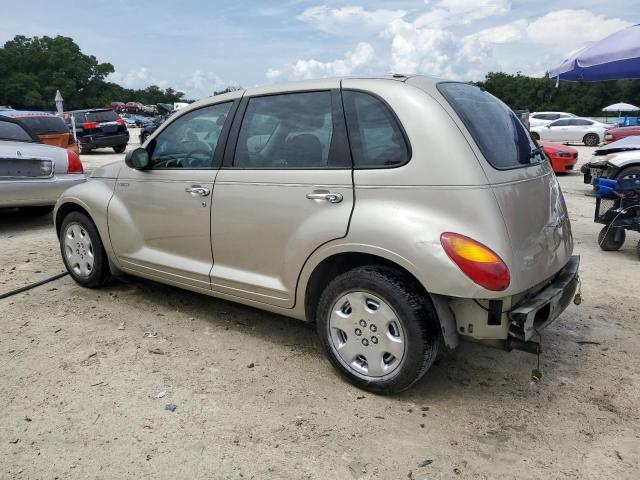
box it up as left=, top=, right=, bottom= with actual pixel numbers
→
left=530, top=117, right=610, bottom=146
left=529, top=112, right=576, bottom=128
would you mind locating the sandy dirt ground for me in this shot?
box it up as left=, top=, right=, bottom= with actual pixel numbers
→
left=1, top=132, right=639, bottom=479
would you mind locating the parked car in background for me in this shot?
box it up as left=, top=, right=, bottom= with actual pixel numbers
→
left=55, top=76, right=579, bottom=394
left=0, top=116, right=85, bottom=215
left=121, top=113, right=153, bottom=128
left=105, top=102, right=126, bottom=113
left=603, top=125, right=640, bottom=143
left=529, top=112, right=576, bottom=127
left=530, top=117, right=611, bottom=146
left=64, top=109, right=129, bottom=154
left=538, top=140, right=578, bottom=173
left=0, top=110, right=79, bottom=154
left=138, top=116, right=166, bottom=144
left=581, top=136, right=640, bottom=184
left=124, top=102, right=145, bottom=114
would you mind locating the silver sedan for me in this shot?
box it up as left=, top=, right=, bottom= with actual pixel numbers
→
left=0, top=116, right=85, bottom=214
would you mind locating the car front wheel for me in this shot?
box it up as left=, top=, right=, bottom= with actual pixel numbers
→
left=59, top=212, right=111, bottom=288
left=316, top=266, right=439, bottom=394
left=113, top=144, right=127, bottom=153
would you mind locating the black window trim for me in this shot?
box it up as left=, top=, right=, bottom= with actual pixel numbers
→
left=145, top=99, right=240, bottom=171
left=437, top=81, right=543, bottom=172
left=341, top=87, right=412, bottom=170
left=223, top=88, right=352, bottom=170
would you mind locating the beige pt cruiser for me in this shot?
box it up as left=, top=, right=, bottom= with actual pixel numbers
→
left=54, top=75, right=579, bottom=394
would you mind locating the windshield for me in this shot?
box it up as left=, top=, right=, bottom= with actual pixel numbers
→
left=14, top=116, right=68, bottom=135
left=0, top=121, right=35, bottom=142
left=438, top=82, right=544, bottom=169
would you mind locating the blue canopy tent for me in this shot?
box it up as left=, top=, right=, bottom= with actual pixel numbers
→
left=549, top=24, right=640, bottom=82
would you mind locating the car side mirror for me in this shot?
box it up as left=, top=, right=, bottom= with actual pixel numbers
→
left=545, top=124, right=551, bottom=128
left=125, top=147, right=150, bottom=170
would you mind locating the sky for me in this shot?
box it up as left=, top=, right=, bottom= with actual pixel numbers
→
left=2, top=0, right=639, bottom=99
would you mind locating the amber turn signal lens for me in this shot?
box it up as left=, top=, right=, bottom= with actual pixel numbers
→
left=440, top=232, right=510, bottom=291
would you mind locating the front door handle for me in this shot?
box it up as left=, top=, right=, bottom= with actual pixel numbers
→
left=306, top=190, right=343, bottom=203
left=185, top=185, right=210, bottom=196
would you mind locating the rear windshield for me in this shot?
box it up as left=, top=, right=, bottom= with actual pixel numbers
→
left=14, top=116, right=68, bottom=135
left=79, top=110, right=120, bottom=123
left=0, top=121, right=35, bottom=142
left=438, top=82, right=543, bottom=170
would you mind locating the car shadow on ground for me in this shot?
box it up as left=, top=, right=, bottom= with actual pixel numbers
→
left=99, top=274, right=565, bottom=401
left=0, top=209, right=53, bottom=235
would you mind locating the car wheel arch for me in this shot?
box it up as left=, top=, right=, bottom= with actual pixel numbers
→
left=300, top=249, right=458, bottom=348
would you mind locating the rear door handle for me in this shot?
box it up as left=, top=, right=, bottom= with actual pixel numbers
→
left=306, top=190, right=343, bottom=203
left=185, top=185, right=210, bottom=196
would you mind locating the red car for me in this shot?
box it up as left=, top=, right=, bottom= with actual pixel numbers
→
left=538, top=140, right=578, bottom=173
left=604, top=125, right=640, bottom=143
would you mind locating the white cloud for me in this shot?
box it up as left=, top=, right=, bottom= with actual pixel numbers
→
left=269, top=42, right=375, bottom=81
left=182, top=70, right=238, bottom=97
left=414, top=0, right=511, bottom=28
left=297, top=5, right=406, bottom=35
left=268, top=4, right=634, bottom=84
left=109, top=67, right=169, bottom=89
left=526, top=10, right=632, bottom=52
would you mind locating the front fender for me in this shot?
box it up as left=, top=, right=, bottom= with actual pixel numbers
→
left=54, top=178, right=117, bottom=258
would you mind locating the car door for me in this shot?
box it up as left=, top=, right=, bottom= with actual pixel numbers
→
left=210, top=83, right=353, bottom=308
left=108, top=101, right=236, bottom=291
left=545, top=119, right=570, bottom=141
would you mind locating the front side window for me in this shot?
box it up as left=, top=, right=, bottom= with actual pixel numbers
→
left=343, top=91, right=409, bottom=168
left=572, top=119, right=592, bottom=126
left=234, top=91, right=333, bottom=168
left=149, top=102, right=232, bottom=169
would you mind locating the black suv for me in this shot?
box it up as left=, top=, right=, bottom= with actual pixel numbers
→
left=65, top=109, right=129, bottom=154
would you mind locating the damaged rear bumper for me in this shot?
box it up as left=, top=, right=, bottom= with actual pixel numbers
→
left=508, top=256, right=580, bottom=343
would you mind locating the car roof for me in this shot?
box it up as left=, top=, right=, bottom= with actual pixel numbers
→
left=65, top=108, right=113, bottom=114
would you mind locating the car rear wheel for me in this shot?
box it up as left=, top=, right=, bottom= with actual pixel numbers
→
left=598, top=226, right=626, bottom=251
left=583, top=133, right=600, bottom=146
left=59, top=212, right=111, bottom=288
left=531, top=132, right=540, bottom=140
left=113, top=144, right=127, bottom=153
left=20, top=205, right=54, bottom=216
left=80, top=146, right=92, bottom=154
left=316, top=266, right=439, bottom=394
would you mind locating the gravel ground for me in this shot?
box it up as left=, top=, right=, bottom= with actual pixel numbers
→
left=1, top=133, right=639, bottom=479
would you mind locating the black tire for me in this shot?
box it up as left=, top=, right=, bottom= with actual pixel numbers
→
left=615, top=166, right=640, bottom=182
left=20, top=205, right=54, bottom=216
left=316, top=266, right=439, bottom=394
left=598, top=226, right=626, bottom=251
left=80, top=147, right=91, bottom=154
left=583, top=133, right=599, bottom=146
left=531, top=132, right=540, bottom=140
left=59, top=212, right=111, bottom=288
left=113, top=144, right=127, bottom=153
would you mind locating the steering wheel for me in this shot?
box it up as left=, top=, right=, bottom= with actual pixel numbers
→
left=182, top=149, right=212, bottom=167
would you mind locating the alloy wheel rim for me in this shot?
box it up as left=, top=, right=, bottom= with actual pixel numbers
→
left=63, top=223, right=95, bottom=278
left=328, top=291, right=405, bottom=379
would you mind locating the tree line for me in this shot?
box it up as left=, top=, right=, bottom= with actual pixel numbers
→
left=0, top=35, right=186, bottom=110
left=477, top=72, right=640, bottom=116
left=2, top=35, right=639, bottom=115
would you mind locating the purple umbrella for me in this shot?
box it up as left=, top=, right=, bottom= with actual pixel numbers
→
left=549, top=24, right=640, bottom=82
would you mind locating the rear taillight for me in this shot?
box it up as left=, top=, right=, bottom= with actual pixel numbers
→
left=440, top=233, right=510, bottom=291
left=67, top=150, right=84, bottom=174
left=82, top=121, right=99, bottom=129
left=116, top=118, right=126, bottom=126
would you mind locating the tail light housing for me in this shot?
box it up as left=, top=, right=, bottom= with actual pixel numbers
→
left=67, top=150, right=84, bottom=174
left=116, top=118, right=126, bottom=126
left=440, top=233, right=510, bottom=291
left=82, top=121, right=99, bottom=129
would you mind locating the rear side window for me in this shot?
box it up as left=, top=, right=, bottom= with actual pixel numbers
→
left=0, top=121, right=34, bottom=142
left=343, top=91, right=409, bottom=168
left=15, top=116, right=68, bottom=135
left=550, top=119, right=571, bottom=127
left=85, top=110, right=119, bottom=123
left=234, top=91, right=333, bottom=168
left=438, top=82, right=543, bottom=170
